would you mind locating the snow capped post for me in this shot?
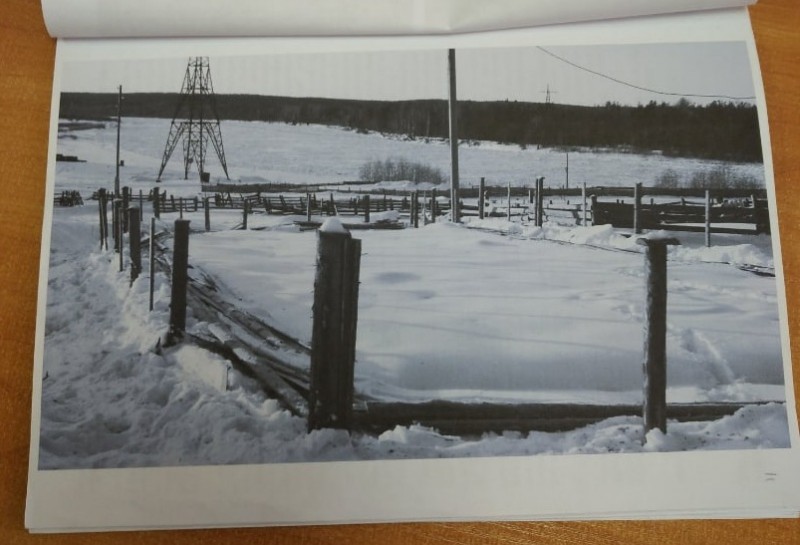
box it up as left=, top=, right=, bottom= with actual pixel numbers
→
left=309, top=218, right=361, bottom=432
left=168, top=219, right=191, bottom=343
left=128, top=207, right=141, bottom=284
left=636, top=236, right=680, bottom=439
left=448, top=48, right=461, bottom=223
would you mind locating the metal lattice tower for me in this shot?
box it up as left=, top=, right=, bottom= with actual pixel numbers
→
left=156, top=57, right=229, bottom=182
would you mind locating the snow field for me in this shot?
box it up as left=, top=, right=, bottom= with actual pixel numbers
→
left=56, top=118, right=765, bottom=191
left=188, top=217, right=784, bottom=405
left=37, top=116, right=790, bottom=469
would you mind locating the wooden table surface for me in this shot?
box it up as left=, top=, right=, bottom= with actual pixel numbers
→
left=1, top=0, right=798, bottom=542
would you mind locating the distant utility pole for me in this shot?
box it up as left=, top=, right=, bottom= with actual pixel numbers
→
left=157, top=57, right=230, bottom=183
left=542, top=84, right=557, bottom=105
left=448, top=48, right=460, bottom=223
left=115, top=85, right=122, bottom=196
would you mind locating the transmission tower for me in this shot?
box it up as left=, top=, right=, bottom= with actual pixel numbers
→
left=156, top=57, right=230, bottom=182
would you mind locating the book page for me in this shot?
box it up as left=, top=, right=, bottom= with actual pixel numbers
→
left=41, top=0, right=755, bottom=39
left=27, top=6, right=800, bottom=532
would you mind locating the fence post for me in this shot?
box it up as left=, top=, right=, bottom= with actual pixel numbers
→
left=307, top=192, right=313, bottom=222
left=431, top=188, right=437, bottom=223
left=242, top=199, right=249, bottom=230
left=581, top=183, right=587, bottom=227
left=179, top=197, right=184, bottom=220
left=139, top=189, right=144, bottom=221
left=636, top=236, right=680, bottom=439
left=153, top=188, right=160, bottom=219
left=590, top=195, right=598, bottom=226
left=128, top=207, right=141, bottom=284
left=507, top=182, right=512, bottom=222
left=536, top=177, right=545, bottom=227
left=204, top=197, right=211, bottom=231
left=705, top=189, right=711, bottom=248
left=309, top=220, right=361, bottom=431
left=97, top=189, right=107, bottom=250
left=479, top=177, right=486, bottom=220
left=149, top=217, right=155, bottom=311
left=168, top=219, right=191, bottom=342
left=113, top=200, right=121, bottom=253
left=363, top=194, right=370, bottom=223
left=414, top=191, right=420, bottom=228
left=634, top=182, right=642, bottom=234
left=122, top=186, right=130, bottom=233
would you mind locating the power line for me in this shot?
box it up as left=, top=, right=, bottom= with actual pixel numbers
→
left=535, top=46, right=756, bottom=102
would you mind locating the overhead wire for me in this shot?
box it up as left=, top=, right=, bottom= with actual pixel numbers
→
left=535, top=46, right=756, bottom=102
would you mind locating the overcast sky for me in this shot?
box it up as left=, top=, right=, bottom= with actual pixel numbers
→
left=60, top=41, right=756, bottom=107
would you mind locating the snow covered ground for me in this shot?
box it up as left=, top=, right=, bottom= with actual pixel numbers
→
left=36, top=119, right=791, bottom=469
left=56, top=117, right=765, bottom=189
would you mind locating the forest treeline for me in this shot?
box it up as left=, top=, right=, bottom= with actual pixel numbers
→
left=59, top=92, right=763, bottom=163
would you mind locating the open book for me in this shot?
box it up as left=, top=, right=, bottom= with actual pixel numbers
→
left=27, top=0, right=800, bottom=532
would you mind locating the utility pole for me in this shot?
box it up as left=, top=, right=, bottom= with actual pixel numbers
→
left=448, top=49, right=460, bottom=223
left=115, top=85, right=122, bottom=196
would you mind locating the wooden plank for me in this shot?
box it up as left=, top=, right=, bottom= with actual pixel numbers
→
left=352, top=400, right=774, bottom=436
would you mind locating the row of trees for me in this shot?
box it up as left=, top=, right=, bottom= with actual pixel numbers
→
left=59, top=93, right=762, bottom=163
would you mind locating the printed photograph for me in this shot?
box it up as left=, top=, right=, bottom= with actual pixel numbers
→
left=38, top=41, right=791, bottom=469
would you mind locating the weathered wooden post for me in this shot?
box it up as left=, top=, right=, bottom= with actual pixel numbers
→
left=149, top=217, right=155, bottom=311
left=179, top=197, right=184, bottom=220
left=306, top=192, right=313, bottom=222
left=479, top=177, right=486, bottom=220
left=242, top=199, right=249, bottom=230
left=590, top=195, right=598, bottom=226
left=97, top=189, right=107, bottom=250
left=122, top=186, right=130, bottom=233
left=363, top=194, right=370, bottom=223
left=117, top=202, right=124, bottom=272
left=535, top=176, right=545, bottom=227
left=128, top=207, right=141, bottom=284
left=153, top=187, right=160, bottom=219
left=705, top=189, right=712, bottom=248
left=507, top=182, right=512, bottom=222
left=634, top=182, right=643, bottom=234
left=308, top=219, right=362, bottom=431
left=112, top=199, right=121, bottom=253
left=412, top=191, right=419, bottom=228
left=204, top=197, right=211, bottom=231
left=138, top=190, right=144, bottom=221
left=168, top=219, right=191, bottom=342
left=581, top=183, right=587, bottom=227
left=431, top=187, right=438, bottom=223
left=636, top=236, right=680, bottom=439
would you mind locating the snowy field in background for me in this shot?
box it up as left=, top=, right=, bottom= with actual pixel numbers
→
left=36, top=118, right=791, bottom=469
left=56, top=117, right=766, bottom=190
